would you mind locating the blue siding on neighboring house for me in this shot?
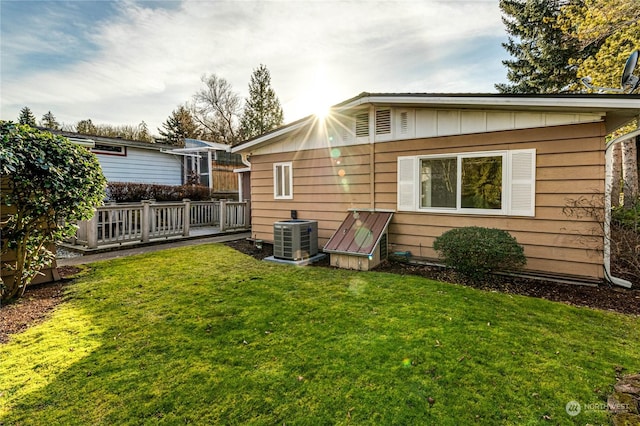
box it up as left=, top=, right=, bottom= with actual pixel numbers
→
left=96, top=147, right=182, bottom=185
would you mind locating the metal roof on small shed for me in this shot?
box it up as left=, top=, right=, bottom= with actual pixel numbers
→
left=324, top=210, right=394, bottom=256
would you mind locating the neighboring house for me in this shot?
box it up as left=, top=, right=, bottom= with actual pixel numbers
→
left=52, top=132, right=244, bottom=192
left=231, top=93, right=640, bottom=283
left=165, top=138, right=245, bottom=194
left=57, top=132, right=184, bottom=185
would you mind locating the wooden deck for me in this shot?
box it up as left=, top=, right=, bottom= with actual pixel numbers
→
left=59, top=225, right=248, bottom=255
left=64, top=200, right=250, bottom=253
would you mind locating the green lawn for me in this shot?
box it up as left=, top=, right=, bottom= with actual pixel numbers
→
left=1, top=244, right=638, bottom=425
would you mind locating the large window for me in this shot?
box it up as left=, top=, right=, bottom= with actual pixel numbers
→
left=274, top=162, right=293, bottom=199
left=399, top=149, right=536, bottom=216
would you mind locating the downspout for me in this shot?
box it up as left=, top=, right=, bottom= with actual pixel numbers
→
left=604, top=127, right=640, bottom=288
left=237, top=153, right=251, bottom=202
left=240, top=153, right=251, bottom=168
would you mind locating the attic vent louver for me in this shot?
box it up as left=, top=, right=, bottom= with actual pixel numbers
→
left=342, top=127, right=350, bottom=143
left=400, top=111, right=408, bottom=134
left=375, top=109, right=391, bottom=135
left=355, top=112, right=369, bottom=138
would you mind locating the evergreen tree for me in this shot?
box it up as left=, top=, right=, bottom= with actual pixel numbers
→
left=40, top=111, right=60, bottom=130
left=496, top=0, right=587, bottom=93
left=158, top=105, right=201, bottom=147
left=240, top=64, right=284, bottom=140
left=562, top=0, right=640, bottom=206
left=76, top=119, right=97, bottom=135
left=18, top=107, right=37, bottom=127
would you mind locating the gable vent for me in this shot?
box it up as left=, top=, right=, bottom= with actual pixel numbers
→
left=355, top=112, right=369, bottom=138
left=400, top=111, right=408, bottom=134
left=376, top=109, right=391, bottom=135
left=342, top=127, right=350, bottom=143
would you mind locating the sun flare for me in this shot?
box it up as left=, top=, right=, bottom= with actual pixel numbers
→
left=295, top=65, right=335, bottom=120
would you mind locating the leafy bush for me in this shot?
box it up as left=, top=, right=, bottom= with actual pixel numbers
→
left=106, top=182, right=222, bottom=203
left=433, top=226, right=526, bottom=282
left=1, top=122, right=106, bottom=301
left=612, top=198, right=639, bottom=231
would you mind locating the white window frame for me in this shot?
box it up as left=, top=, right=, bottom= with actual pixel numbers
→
left=398, top=149, right=536, bottom=216
left=91, top=144, right=126, bottom=156
left=274, top=162, right=293, bottom=200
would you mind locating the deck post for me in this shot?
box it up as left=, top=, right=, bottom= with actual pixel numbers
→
left=182, top=199, right=190, bottom=237
left=220, top=199, right=227, bottom=232
left=86, top=210, right=98, bottom=249
left=244, top=200, right=251, bottom=228
left=142, top=200, right=151, bottom=242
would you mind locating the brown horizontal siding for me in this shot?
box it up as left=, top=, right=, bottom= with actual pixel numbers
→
left=374, top=122, right=605, bottom=279
left=250, top=146, right=372, bottom=245
left=248, top=122, right=606, bottom=280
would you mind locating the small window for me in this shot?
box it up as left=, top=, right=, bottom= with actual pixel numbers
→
left=274, top=162, right=293, bottom=200
left=92, top=144, right=126, bottom=156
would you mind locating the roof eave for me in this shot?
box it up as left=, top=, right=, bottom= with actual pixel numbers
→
left=231, top=116, right=315, bottom=153
left=231, top=94, right=640, bottom=152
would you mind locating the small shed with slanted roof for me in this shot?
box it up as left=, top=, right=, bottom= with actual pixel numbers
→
left=324, top=209, right=394, bottom=270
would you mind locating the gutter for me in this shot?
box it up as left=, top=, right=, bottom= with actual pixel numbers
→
left=603, top=127, right=640, bottom=288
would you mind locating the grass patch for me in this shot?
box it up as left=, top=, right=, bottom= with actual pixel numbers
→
left=1, top=244, right=639, bottom=424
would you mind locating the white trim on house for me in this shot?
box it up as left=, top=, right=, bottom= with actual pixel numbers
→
left=232, top=94, right=640, bottom=155
left=273, top=162, right=293, bottom=200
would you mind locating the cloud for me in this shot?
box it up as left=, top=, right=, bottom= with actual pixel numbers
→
left=0, top=0, right=508, bottom=134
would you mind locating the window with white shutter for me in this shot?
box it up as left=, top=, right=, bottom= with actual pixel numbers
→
left=397, top=149, right=536, bottom=216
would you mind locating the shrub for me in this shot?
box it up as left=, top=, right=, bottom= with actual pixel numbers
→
left=611, top=197, right=640, bottom=285
left=106, top=182, right=216, bottom=203
left=433, top=226, right=526, bottom=282
left=1, top=122, right=106, bottom=301
left=612, top=199, right=639, bottom=231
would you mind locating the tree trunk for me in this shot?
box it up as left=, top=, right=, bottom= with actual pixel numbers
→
left=622, top=137, right=639, bottom=209
left=611, top=142, right=622, bottom=208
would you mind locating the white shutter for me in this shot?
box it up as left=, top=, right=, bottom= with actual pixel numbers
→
left=397, top=156, right=417, bottom=211
left=508, top=149, right=536, bottom=216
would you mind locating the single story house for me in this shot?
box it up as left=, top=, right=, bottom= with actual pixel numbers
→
left=231, top=92, right=640, bottom=283
left=51, top=132, right=184, bottom=185
left=52, top=132, right=243, bottom=192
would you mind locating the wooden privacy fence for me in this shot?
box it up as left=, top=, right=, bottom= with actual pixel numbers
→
left=73, top=199, right=249, bottom=248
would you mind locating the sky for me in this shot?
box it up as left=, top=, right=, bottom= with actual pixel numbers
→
left=0, top=0, right=510, bottom=137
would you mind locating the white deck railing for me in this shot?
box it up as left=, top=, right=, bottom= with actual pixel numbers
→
left=73, top=199, right=249, bottom=248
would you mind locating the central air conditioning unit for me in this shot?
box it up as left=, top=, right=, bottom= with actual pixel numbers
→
left=273, top=220, right=318, bottom=261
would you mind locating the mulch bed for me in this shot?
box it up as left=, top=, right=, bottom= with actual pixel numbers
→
left=1, top=243, right=638, bottom=345
left=0, top=266, right=80, bottom=344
